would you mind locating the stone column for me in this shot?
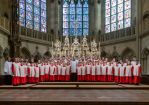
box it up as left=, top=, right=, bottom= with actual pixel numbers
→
left=136, top=0, right=142, bottom=60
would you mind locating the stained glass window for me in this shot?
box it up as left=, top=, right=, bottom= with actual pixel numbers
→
left=19, top=0, right=47, bottom=33
left=63, top=0, right=89, bottom=36
left=105, top=0, right=131, bottom=33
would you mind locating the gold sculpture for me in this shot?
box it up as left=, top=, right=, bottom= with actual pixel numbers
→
left=52, top=36, right=101, bottom=58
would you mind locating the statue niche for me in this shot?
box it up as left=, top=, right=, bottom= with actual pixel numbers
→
left=71, top=37, right=81, bottom=57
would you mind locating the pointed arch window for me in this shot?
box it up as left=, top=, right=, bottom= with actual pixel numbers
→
left=105, top=0, right=131, bottom=33
left=63, top=0, right=89, bottom=36
left=19, top=0, right=47, bottom=33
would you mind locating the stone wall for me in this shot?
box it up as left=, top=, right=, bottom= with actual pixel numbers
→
left=0, top=33, right=9, bottom=75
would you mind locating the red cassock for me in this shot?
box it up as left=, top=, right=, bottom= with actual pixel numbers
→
left=119, top=65, right=125, bottom=84
left=49, top=65, right=56, bottom=81
left=77, top=66, right=82, bottom=82
left=20, top=64, right=27, bottom=85
left=101, top=65, right=107, bottom=82
left=114, top=65, right=120, bottom=83
left=12, top=62, right=20, bottom=86
left=125, top=65, right=132, bottom=84
left=96, top=64, right=102, bottom=82
left=57, top=65, right=62, bottom=81
left=39, top=64, right=45, bottom=82
left=45, top=64, right=50, bottom=81
left=28, top=65, right=36, bottom=83
left=107, top=65, right=114, bottom=82
left=66, top=65, right=70, bottom=82
left=81, top=65, right=86, bottom=81
left=86, top=64, right=91, bottom=81
left=132, top=65, right=142, bottom=85
left=91, top=65, right=96, bottom=81
left=35, top=65, right=40, bottom=83
left=61, top=66, right=66, bottom=81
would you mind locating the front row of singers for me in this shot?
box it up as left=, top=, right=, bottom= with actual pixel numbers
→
left=9, top=61, right=141, bottom=86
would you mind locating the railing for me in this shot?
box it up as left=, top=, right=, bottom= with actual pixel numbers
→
left=0, top=17, right=10, bottom=33
left=99, top=26, right=136, bottom=43
left=20, top=26, right=51, bottom=42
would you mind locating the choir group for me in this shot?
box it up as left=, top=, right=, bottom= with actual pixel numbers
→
left=4, top=57, right=142, bottom=86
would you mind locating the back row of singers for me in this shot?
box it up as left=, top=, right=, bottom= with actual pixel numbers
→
left=4, top=57, right=142, bottom=85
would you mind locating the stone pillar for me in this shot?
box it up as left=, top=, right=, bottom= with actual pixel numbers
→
left=136, top=0, right=142, bottom=60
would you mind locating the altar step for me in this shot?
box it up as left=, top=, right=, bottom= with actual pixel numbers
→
left=37, top=82, right=118, bottom=85
left=0, top=82, right=149, bottom=89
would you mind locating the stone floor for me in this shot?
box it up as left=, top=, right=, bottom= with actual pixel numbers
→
left=0, top=82, right=149, bottom=105
left=0, top=89, right=149, bottom=104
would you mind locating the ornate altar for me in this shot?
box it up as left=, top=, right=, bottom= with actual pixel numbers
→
left=62, top=36, right=70, bottom=57
left=52, top=36, right=101, bottom=58
left=81, top=36, right=89, bottom=56
left=71, top=37, right=81, bottom=57
left=54, top=39, right=62, bottom=57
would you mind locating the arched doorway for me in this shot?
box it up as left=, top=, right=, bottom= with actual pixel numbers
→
left=21, top=47, right=31, bottom=58
left=141, top=48, right=149, bottom=75
left=121, top=47, right=136, bottom=60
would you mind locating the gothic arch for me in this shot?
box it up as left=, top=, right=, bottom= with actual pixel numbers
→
left=121, top=47, right=136, bottom=60
left=44, top=51, right=52, bottom=58
left=3, top=48, right=9, bottom=59
left=0, top=46, right=3, bottom=59
left=141, top=48, right=149, bottom=75
left=21, top=47, right=31, bottom=58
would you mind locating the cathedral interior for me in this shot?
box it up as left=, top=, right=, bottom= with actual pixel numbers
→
left=0, top=0, right=149, bottom=104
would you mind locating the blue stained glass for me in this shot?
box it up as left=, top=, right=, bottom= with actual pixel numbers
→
left=76, top=15, right=82, bottom=21
left=41, top=10, right=46, bottom=17
left=26, top=3, right=33, bottom=11
left=34, top=7, right=40, bottom=14
left=77, top=8, right=82, bottom=14
left=70, top=0, right=75, bottom=7
left=41, top=0, right=46, bottom=2
left=41, top=2, right=46, bottom=10
left=83, top=15, right=88, bottom=21
left=77, top=28, right=82, bottom=36
left=63, top=22, right=69, bottom=28
left=70, top=28, right=75, bottom=35
left=83, top=8, right=88, bottom=14
left=19, top=0, right=47, bottom=33
left=20, top=0, right=25, bottom=3
left=41, top=18, right=46, bottom=25
left=26, top=20, right=33, bottom=29
left=105, top=0, right=131, bottom=33
left=70, top=15, right=75, bottom=21
left=34, top=0, right=40, bottom=7
left=78, top=22, right=82, bottom=28
left=20, top=17, right=25, bottom=26
left=63, top=0, right=89, bottom=36
left=63, top=15, right=69, bottom=21
left=83, top=22, right=88, bottom=28
left=34, top=22, right=40, bottom=30
left=70, top=22, right=75, bottom=28
left=63, top=1, right=68, bottom=7
left=20, top=9, right=25, bottom=18
left=83, top=29, right=88, bottom=35
left=26, top=0, right=32, bottom=4
left=63, top=8, right=69, bottom=14
left=26, top=12, right=32, bottom=20
left=41, top=24, right=46, bottom=32
left=63, top=29, right=69, bottom=36
left=84, top=0, right=88, bottom=7
left=34, top=14, right=40, bottom=22
left=20, top=2, right=25, bottom=9
left=70, top=7, right=75, bottom=14
left=124, top=18, right=131, bottom=28
left=77, top=0, right=82, bottom=7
